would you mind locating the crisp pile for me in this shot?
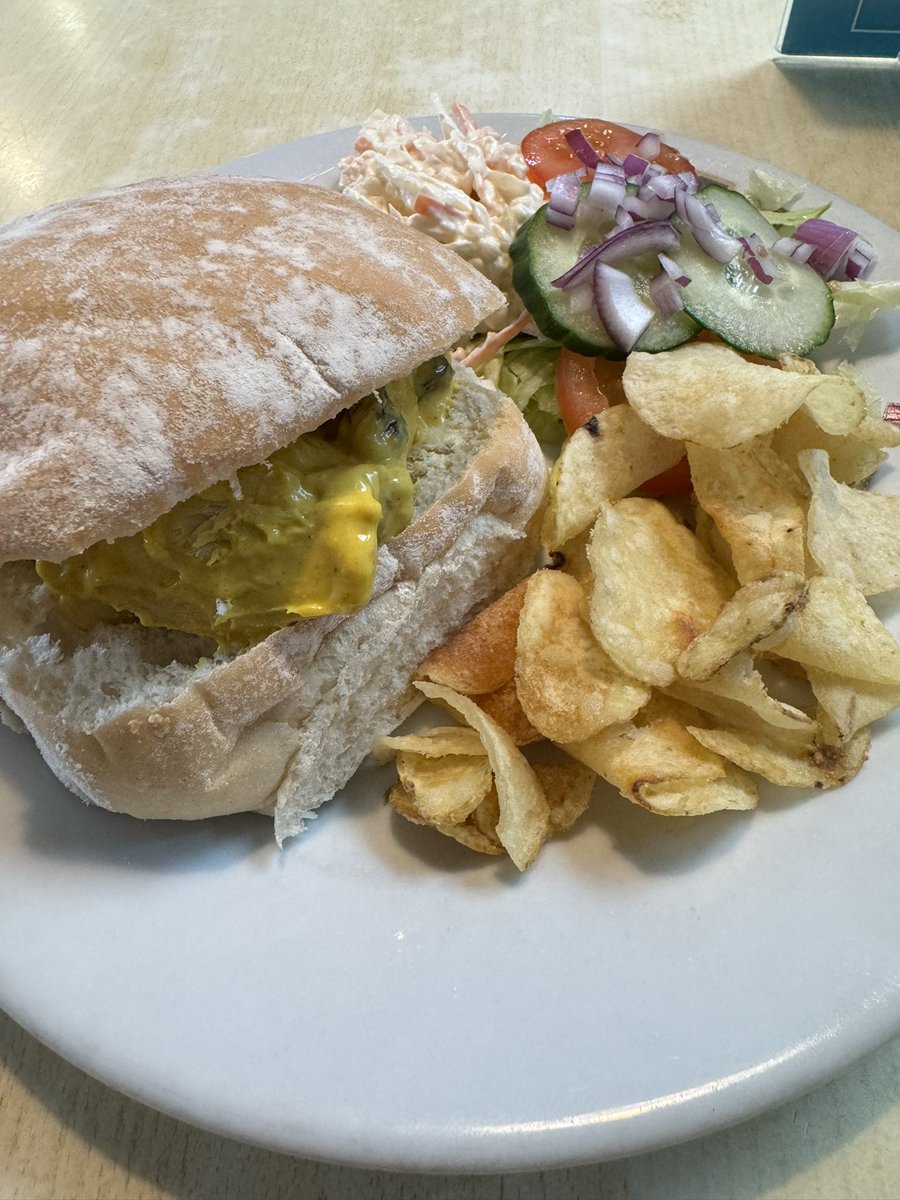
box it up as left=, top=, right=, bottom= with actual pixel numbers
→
left=376, top=341, right=900, bottom=869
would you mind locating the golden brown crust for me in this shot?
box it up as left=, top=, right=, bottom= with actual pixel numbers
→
left=0, top=175, right=504, bottom=563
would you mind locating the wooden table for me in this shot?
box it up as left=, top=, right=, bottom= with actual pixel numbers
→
left=2, top=2, right=900, bottom=1196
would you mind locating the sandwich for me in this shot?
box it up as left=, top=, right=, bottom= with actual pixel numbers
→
left=0, top=175, right=547, bottom=842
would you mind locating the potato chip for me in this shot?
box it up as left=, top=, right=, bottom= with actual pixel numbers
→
left=386, top=781, right=424, bottom=826
left=667, top=653, right=816, bottom=746
left=371, top=727, right=487, bottom=764
left=675, top=573, right=808, bottom=681
left=687, top=723, right=870, bottom=790
left=805, top=666, right=900, bottom=743
left=532, top=761, right=596, bottom=833
left=472, top=679, right=543, bottom=746
left=831, top=362, right=900, bottom=449
left=468, top=788, right=503, bottom=842
left=384, top=326, right=900, bottom=856
left=804, top=381, right=865, bottom=436
left=417, top=579, right=528, bottom=694
left=771, top=408, right=887, bottom=487
left=562, top=697, right=757, bottom=815
left=799, top=448, right=900, bottom=595
left=553, top=530, right=593, bottom=585
left=765, top=575, right=900, bottom=686
left=587, top=498, right=735, bottom=686
left=541, top=405, right=683, bottom=550
left=623, top=342, right=860, bottom=449
left=390, top=751, right=493, bottom=824
left=436, top=790, right=505, bottom=856
left=687, top=440, right=807, bottom=584
left=777, top=356, right=865, bottom=436
left=436, top=822, right=505, bottom=856
left=516, top=570, right=650, bottom=742
left=692, top=500, right=736, bottom=575
left=414, top=680, right=550, bottom=870
left=776, top=353, right=818, bottom=377
left=814, top=707, right=844, bottom=748
left=640, top=765, right=758, bottom=816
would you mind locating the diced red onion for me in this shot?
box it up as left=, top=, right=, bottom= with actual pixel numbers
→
left=852, top=235, right=875, bottom=262
left=676, top=172, right=699, bottom=192
left=592, top=262, right=655, bottom=353
left=796, top=217, right=852, bottom=243
left=645, top=174, right=680, bottom=201
left=648, top=270, right=685, bottom=317
left=594, top=164, right=627, bottom=183
left=596, top=219, right=679, bottom=264
left=772, top=236, right=815, bottom=264
left=546, top=167, right=590, bottom=189
left=672, top=188, right=699, bottom=224
left=795, top=217, right=858, bottom=280
left=745, top=253, right=774, bottom=284
left=845, top=242, right=877, bottom=280
left=547, top=172, right=583, bottom=230
left=614, top=205, right=636, bottom=229
left=782, top=216, right=877, bottom=281
left=883, top=402, right=900, bottom=426
left=658, top=253, right=691, bottom=287
left=583, top=170, right=627, bottom=220
left=550, top=242, right=607, bottom=289
left=636, top=190, right=676, bottom=221
left=550, top=220, right=678, bottom=290
left=622, top=154, right=649, bottom=181
left=674, top=189, right=742, bottom=263
left=565, top=128, right=602, bottom=169
left=566, top=281, right=597, bottom=315
left=635, top=131, right=661, bottom=160
left=620, top=194, right=650, bottom=220
left=737, top=235, right=774, bottom=285
left=812, top=237, right=856, bottom=280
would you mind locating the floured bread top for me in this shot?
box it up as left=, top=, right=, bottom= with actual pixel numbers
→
left=0, top=175, right=505, bottom=563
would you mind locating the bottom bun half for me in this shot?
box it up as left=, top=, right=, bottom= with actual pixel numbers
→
left=0, top=370, right=547, bottom=842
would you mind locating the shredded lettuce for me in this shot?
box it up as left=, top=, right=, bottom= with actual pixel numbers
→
left=746, top=167, right=804, bottom=212
left=496, top=343, right=565, bottom=443
left=759, top=203, right=830, bottom=232
left=830, top=280, right=900, bottom=351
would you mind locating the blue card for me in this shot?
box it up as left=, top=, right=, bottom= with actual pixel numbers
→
left=778, top=0, right=900, bottom=59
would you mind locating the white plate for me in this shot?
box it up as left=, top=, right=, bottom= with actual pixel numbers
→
left=2, top=116, right=900, bottom=1174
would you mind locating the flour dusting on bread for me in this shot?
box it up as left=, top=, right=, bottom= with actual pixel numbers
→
left=0, top=176, right=504, bottom=563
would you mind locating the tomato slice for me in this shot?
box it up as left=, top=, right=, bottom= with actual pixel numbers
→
left=522, top=119, right=696, bottom=189
left=554, top=348, right=693, bottom=496
left=636, top=456, right=693, bottom=497
left=555, top=349, right=626, bottom=436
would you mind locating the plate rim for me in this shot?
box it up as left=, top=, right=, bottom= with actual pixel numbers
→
left=3, top=113, right=900, bottom=1174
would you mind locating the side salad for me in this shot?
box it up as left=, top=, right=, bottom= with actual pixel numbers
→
left=339, top=106, right=900, bottom=457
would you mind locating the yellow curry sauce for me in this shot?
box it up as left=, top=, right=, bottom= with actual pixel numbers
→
left=38, top=359, right=454, bottom=647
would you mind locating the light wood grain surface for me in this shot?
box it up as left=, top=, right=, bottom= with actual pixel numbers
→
left=2, top=2, right=900, bottom=1197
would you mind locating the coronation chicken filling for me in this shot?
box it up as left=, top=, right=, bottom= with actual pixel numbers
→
left=37, top=359, right=455, bottom=648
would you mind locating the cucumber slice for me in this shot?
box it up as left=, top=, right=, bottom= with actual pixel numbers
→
left=672, top=185, right=835, bottom=359
left=510, top=195, right=699, bottom=358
